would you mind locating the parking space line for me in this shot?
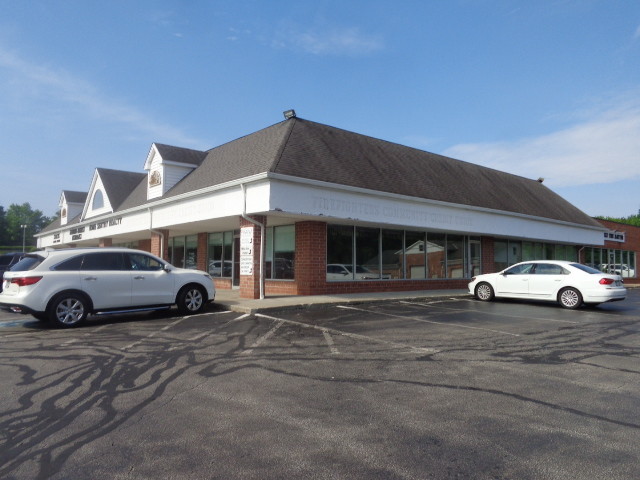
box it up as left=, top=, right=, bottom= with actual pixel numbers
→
left=340, top=305, right=520, bottom=337
left=122, top=317, right=187, bottom=350
left=255, top=313, right=438, bottom=355
left=321, top=329, right=339, bottom=354
left=60, top=324, right=112, bottom=346
left=402, top=300, right=581, bottom=324
left=240, top=319, right=285, bottom=355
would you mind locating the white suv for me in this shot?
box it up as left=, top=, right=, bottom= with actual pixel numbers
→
left=0, top=247, right=215, bottom=328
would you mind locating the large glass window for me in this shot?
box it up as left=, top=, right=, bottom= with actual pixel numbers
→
left=326, top=225, right=478, bottom=281
left=494, top=240, right=508, bottom=271
left=357, top=227, right=381, bottom=279
left=469, top=237, right=481, bottom=277
left=327, top=225, right=354, bottom=280
left=446, top=235, right=465, bottom=278
left=427, top=233, right=446, bottom=278
left=405, top=231, right=426, bottom=279
left=185, top=235, right=198, bottom=269
left=170, top=236, right=185, bottom=268
left=270, top=225, right=295, bottom=279
left=208, top=231, right=234, bottom=277
left=381, top=229, right=403, bottom=279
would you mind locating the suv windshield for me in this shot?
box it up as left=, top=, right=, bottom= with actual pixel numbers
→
left=10, top=254, right=45, bottom=272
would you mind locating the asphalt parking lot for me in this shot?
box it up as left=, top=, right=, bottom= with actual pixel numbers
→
left=1, top=290, right=639, bottom=480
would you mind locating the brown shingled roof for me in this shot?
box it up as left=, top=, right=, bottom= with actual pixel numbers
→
left=49, top=117, right=602, bottom=230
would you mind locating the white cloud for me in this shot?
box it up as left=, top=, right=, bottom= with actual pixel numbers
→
left=274, top=26, right=382, bottom=56
left=0, top=45, right=200, bottom=146
left=443, top=97, right=640, bottom=188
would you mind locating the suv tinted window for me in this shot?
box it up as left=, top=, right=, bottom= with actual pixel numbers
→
left=9, top=254, right=43, bottom=272
left=54, top=255, right=85, bottom=271
left=82, top=252, right=126, bottom=271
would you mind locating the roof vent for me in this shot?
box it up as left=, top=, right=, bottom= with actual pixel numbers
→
left=537, top=177, right=545, bottom=183
left=283, top=109, right=296, bottom=119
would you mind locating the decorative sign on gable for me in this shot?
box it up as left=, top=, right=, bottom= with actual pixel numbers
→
left=149, top=170, right=162, bottom=187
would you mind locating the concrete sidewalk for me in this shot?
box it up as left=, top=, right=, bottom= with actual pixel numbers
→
left=213, top=288, right=471, bottom=314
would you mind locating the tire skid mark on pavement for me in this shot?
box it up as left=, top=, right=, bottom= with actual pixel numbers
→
left=341, top=304, right=520, bottom=337
left=400, top=300, right=581, bottom=325
left=254, top=313, right=438, bottom=355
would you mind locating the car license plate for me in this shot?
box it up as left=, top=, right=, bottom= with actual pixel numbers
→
left=615, top=280, right=622, bottom=286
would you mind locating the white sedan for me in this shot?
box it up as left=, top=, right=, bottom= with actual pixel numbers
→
left=468, top=260, right=627, bottom=309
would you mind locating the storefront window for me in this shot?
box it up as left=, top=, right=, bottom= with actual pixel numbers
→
left=405, top=231, right=426, bottom=279
left=427, top=233, right=446, bottom=278
left=327, top=225, right=355, bottom=281
left=446, top=235, right=465, bottom=278
left=272, top=225, right=295, bottom=279
left=185, top=235, right=197, bottom=269
left=208, top=232, right=233, bottom=277
left=327, top=225, right=478, bottom=281
left=494, top=240, right=508, bottom=272
left=381, top=229, right=403, bottom=279
left=468, top=237, right=481, bottom=277
left=170, top=236, right=185, bottom=268
left=357, top=227, right=381, bottom=279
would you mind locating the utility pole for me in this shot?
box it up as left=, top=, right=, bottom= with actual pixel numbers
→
left=21, top=224, right=28, bottom=253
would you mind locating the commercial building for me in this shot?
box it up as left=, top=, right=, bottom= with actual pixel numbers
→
left=36, top=113, right=638, bottom=298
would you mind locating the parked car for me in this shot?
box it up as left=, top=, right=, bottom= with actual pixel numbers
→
left=0, top=252, right=25, bottom=292
left=0, top=247, right=215, bottom=327
left=209, top=260, right=233, bottom=277
left=599, top=264, right=636, bottom=277
left=468, top=260, right=626, bottom=309
left=326, top=264, right=391, bottom=280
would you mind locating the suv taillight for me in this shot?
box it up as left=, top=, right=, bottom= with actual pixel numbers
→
left=599, top=278, right=614, bottom=285
left=11, top=276, right=43, bottom=287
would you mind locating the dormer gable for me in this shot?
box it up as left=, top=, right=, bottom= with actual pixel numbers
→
left=81, top=168, right=146, bottom=220
left=144, top=143, right=207, bottom=200
left=58, top=190, right=87, bottom=226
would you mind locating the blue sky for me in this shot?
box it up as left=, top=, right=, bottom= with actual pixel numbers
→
left=1, top=1, right=639, bottom=218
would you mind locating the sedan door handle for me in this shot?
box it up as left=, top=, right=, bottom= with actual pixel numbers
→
left=84, top=276, right=97, bottom=281
left=134, top=275, right=145, bottom=280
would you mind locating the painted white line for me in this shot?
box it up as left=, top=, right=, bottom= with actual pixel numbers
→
left=339, top=305, right=520, bottom=337
left=256, top=313, right=438, bottom=355
left=187, top=331, right=211, bottom=342
left=241, top=319, right=284, bottom=355
left=322, top=329, right=339, bottom=355
left=60, top=324, right=112, bottom=346
left=123, top=317, right=186, bottom=350
left=401, top=300, right=580, bottom=324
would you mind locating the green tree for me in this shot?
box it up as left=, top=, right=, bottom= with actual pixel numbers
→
left=596, top=213, right=640, bottom=227
left=0, top=206, right=6, bottom=245
left=4, top=203, right=53, bottom=249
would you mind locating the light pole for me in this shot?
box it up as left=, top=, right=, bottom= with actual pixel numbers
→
left=21, top=224, right=28, bottom=253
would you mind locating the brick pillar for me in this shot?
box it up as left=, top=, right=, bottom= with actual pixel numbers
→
left=481, top=236, right=495, bottom=273
left=138, top=238, right=151, bottom=253
left=295, top=221, right=327, bottom=295
left=151, top=229, right=170, bottom=261
left=239, top=215, right=266, bottom=299
left=98, top=238, right=112, bottom=247
left=197, top=232, right=208, bottom=272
